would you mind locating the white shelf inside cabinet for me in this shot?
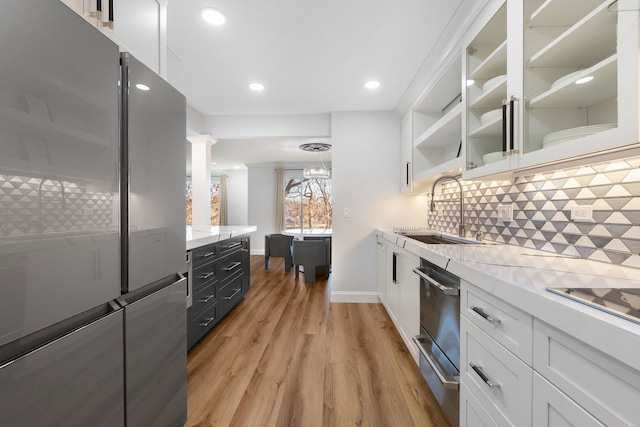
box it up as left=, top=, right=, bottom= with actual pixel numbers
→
left=414, top=103, right=462, bottom=149
left=470, top=115, right=502, bottom=137
left=528, top=0, right=603, bottom=27
left=469, top=76, right=507, bottom=110
left=529, top=2, right=616, bottom=68
left=530, top=54, right=617, bottom=108
left=470, top=40, right=507, bottom=80
left=414, top=157, right=463, bottom=183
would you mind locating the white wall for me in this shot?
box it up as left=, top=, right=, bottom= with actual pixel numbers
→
left=247, top=166, right=276, bottom=255
left=204, top=113, right=331, bottom=139
left=331, top=111, right=426, bottom=302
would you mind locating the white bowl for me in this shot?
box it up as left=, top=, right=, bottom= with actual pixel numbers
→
left=543, top=124, right=616, bottom=143
left=482, top=74, right=507, bottom=93
left=483, top=151, right=504, bottom=165
left=480, top=109, right=502, bottom=125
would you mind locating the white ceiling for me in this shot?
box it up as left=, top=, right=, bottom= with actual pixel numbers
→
left=168, top=0, right=479, bottom=170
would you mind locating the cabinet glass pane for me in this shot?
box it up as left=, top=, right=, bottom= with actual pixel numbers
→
left=466, top=4, right=508, bottom=171
left=523, top=0, right=618, bottom=155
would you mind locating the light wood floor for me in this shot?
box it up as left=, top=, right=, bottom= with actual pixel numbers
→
left=186, top=255, right=449, bottom=427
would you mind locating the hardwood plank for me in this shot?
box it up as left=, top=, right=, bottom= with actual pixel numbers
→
left=186, top=255, right=449, bottom=427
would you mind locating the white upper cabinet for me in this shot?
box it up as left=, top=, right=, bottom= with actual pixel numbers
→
left=412, top=52, right=464, bottom=189
left=463, top=0, right=640, bottom=179
left=400, top=113, right=413, bottom=193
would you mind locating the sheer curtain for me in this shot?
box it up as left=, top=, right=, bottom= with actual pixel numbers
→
left=275, top=168, right=284, bottom=231
left=219, top=174, right=228, bottom=226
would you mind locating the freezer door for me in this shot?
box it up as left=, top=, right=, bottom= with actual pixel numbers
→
left=120, top=274, right=187, bottom=427
left=122, top=53, right=187, bottom=293
left=0, top=0, right=120, bottom=347
left=0, top=304, right=124, bottom=427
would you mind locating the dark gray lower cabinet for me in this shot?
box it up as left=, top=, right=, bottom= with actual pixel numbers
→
left=187, top=235, right=250, bottom=351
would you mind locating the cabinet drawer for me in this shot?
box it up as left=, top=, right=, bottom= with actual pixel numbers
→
left=461, top=281, right=533, bottom=364
left=533, top=372, right=604, bottom=427
left=218, top=250, right=244, bottom=284
left=192, top=243, right=219, bottom=268
left=219, top=236, right=246, bottom=257
left=219, top=275, right=244, bottom=316
left=461, top=316, right=532, bottom=427
left=190, top=281, right=217, bottom=318
left=192, top=259, right=218, bottom=292
left=533, top=319, right=640, bottom=426
left=461, top=383, right=499, bottom=427
left=188, top=302, right=218, bottom=349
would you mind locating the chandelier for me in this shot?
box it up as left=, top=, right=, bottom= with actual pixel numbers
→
left=300, top=143, right=331, bottom=179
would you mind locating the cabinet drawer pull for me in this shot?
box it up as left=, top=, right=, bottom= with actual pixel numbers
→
left=201, top=251, right=216, bottom=258
left=199, top=317, right=215, bottom=328
left=225, top=242, right=242, bottom=250
left=223, top=261, right=242, bottom=271
left=198, top=272, right=215, bottom=280
left=198, top=294, right=215, bottom=304
left=413, top=267, right=459, bottom=296
left=470, top=363, right=500, bottom=389
left=223, top=288, right=241, bottom=300
left=471, top=306, right=501, bottom=324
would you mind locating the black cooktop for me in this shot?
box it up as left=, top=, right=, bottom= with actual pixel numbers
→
left=547, top=287, right=640, bottom=325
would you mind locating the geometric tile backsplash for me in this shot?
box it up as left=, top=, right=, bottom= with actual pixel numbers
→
left=428, top=156, right=640, bottom=268
left=0, top=174, right=114, bottom=236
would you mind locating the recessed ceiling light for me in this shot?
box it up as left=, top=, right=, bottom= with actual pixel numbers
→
left=201, top=8, right=227, bottom=26
left=136, top=84, right=150, bottom=91
left=249, top=83, right=264, bottom=91
left=575, top=76, right=594, bottom=85
left=466, top=79, right=475, bottom=87
left=364, top=80, right=380, bottom=89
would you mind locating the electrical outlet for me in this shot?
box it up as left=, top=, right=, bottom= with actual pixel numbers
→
left=497, top=204, right=513, bottom=223
left=571, top=205, right=593, bottom=222
left=343, top=207, right=350, bottom=218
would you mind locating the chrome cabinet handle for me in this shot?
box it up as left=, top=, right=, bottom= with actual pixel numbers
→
left=412, top=267, right=459, bottom=296
left=413, top=336, right=459, bottom=390
left=471, top=306, right=501, bottom=324
left=199, top=317, right=215, bottom=328
left=470, top=363, right=500, bottom=389
left=392, top=252, right=398, bottom=284
left=223, top=288, right=241, bottom=300
left=201, top=251, right=216, bottom=258
left=198, top=294, right=215, bottom=304
left=225, top=242, right=242, bottom=250
left=223, top=261, right=242, bottom=271
left=198, top=272, right=215, bottom=280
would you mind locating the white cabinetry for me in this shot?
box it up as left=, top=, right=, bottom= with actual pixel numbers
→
left=400, top=113, right=413, bottom=193
left=60, top=0, right=164, bottom=75
left=377, top=238, right=420, bottom=363
left=376, top=236, right=387, bottom=304
left=412, top=53, right=464, bottom=188
left=461, top=279, right=640, bottom=427
left=463, top=0, right=640, bottom=180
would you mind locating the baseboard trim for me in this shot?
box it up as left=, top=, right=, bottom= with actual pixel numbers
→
left=330, top=291, right=381, bottom=303
left=251, top=249, right=265, bottom=256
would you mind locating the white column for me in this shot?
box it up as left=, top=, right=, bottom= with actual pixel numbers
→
left=188, top=135, right=216, bottom=228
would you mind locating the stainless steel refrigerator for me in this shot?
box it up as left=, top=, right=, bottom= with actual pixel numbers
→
left=0, top=1, right=187, bottom=426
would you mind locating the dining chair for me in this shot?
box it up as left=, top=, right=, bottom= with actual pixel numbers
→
left=264, top=234, right=294, bottom=272
left=292, top=239, right=330, bottom=283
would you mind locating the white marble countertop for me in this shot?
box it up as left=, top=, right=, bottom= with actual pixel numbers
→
left=186, top=225, right=257, bottom=250
left=377, top=229, right=640, bottom=372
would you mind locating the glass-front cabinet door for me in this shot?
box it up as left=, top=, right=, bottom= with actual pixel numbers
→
left=464, top=2, right=515, bottom=178
left=464, top=0, right=639, bottom=179
left=520, top=0, right=634, bottom=169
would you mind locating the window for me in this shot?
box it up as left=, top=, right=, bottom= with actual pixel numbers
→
left=283, top=173, right=332, bottom=231
left=186, top=175, right=220, bottom=226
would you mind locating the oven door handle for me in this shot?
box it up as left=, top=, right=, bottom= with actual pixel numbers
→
left=413, top=267, right=459, bottom=296
left=413, top=335, right=459, bottom=390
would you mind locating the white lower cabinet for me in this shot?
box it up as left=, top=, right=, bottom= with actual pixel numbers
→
left=533, top=372, right=604, bottom=427
left=376, top=236, right=386, bottom=304
left=461, top=316, right=532, bottom=426
left=461, top=281, right=640, bottom=427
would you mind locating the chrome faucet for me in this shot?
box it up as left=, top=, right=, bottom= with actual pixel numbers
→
left=429, top=175, right=469, bottom=238
left=37, top=177, right=66, bottom=233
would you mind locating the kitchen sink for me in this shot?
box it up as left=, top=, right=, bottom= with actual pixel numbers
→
left=400, top=233, right=483, bottom=245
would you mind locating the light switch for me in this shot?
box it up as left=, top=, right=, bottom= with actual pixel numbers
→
left=343, top=207, right=350, bottom=218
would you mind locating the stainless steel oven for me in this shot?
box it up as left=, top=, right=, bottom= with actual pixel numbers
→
left=413, top=258, right=460, bottom=427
